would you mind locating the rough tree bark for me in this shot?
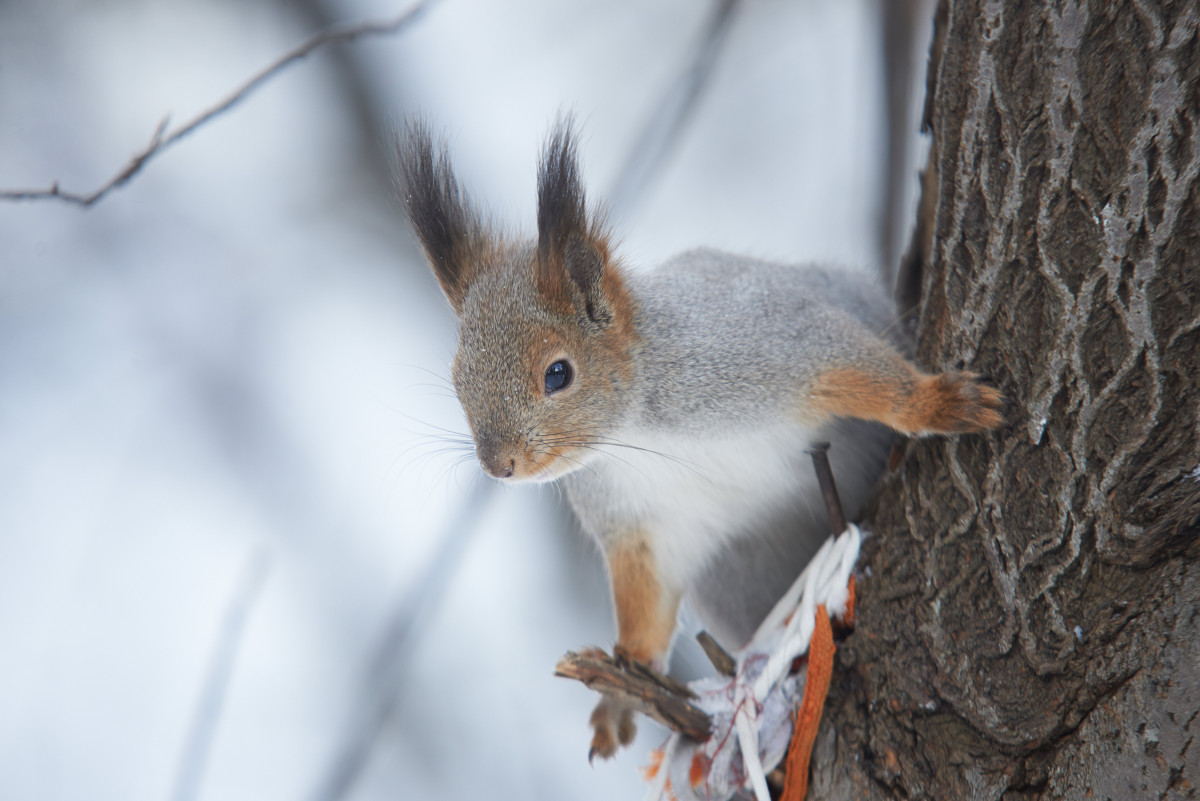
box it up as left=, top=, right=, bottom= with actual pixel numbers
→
left=817, top=1, right=1200, bottom=798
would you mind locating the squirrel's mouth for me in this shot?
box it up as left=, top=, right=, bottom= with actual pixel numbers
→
left=478, top=443, right=588, bottom=483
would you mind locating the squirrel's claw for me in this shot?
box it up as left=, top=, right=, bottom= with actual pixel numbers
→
left=589, top=696, right=636, bottom=761
left=923, top=370, right=1006, bottom=433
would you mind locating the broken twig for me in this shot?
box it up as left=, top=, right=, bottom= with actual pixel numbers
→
left=554, top=649, right=711, bottom=742
left=696, top=631, right=736, bottom=677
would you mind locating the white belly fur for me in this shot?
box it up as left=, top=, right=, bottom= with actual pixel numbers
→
left=591, top=423, right=827, bottom=591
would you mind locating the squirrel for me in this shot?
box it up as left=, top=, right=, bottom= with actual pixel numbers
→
left=397, top=119, right=1004, bottom=760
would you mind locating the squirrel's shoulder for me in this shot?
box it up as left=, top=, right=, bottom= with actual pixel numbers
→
left=611, top=248, right=906, bottom=432
left=624, top=247, right=891, bottom=328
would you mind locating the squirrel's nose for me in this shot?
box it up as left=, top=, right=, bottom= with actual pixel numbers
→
left=487, top=459, right=515, bottom=479
left=477, top=441, right=516, bottom=479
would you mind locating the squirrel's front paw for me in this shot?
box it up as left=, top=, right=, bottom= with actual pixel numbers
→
left=588, top=696, right=636, bottom=762
left=910, top=371, right=1005, bottom=435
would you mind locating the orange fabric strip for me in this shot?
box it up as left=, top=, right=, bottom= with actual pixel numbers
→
left=780, top=604, right=835, bottom=801
left=642, top=747, right=664, bottom=781
left=689, top=752, right=708, bottom=788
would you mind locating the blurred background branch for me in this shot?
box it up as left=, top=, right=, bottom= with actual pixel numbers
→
left=606, top=0, right=740, bottom=220
left=171, top=548, right=270, bottom=801
left=307, top=480, right=495, bottom=801
left=0, top=1, right=433, bottom=207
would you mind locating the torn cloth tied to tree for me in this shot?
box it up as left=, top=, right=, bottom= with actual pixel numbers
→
left=644, top=525, right=861, bottom=801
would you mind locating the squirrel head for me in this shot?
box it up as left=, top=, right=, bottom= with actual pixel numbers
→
left=398, top=120, right=636, bottom=482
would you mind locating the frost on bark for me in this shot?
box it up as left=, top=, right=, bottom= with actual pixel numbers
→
left=817, top=1, right=1200, bottom=798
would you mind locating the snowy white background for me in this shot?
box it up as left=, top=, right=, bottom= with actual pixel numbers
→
left=0, top=0, right=931, bottom=799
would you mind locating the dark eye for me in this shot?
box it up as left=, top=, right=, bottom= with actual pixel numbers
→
left=544, top=360, right=574, bottom=394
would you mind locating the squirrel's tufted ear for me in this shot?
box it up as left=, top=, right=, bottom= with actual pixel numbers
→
left=536, top=119, right=613, bottom=327
left=396, top=121, right=490, bottom=315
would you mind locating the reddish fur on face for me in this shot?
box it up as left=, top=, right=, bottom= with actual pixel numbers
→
left=595, top=250, right=637, bottom=384
left=471, top=238, right=637, bottom=483
left=530, top=235, right=637, bottom=377
left=810, top=365, right=1004, bottom=435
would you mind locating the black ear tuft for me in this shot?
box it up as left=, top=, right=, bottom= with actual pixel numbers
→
left=396, top=120, right=487, bottom=313
left=536, top=118, right=611, bottom=326
left=537, top=120, right=589, bottom=267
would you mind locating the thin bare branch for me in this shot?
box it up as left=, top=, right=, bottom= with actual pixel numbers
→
left=0, top=1, right=434, bottom=208
left=555, top=648, right=712, bottom=742
left=306, top=479, right=497, bottom=801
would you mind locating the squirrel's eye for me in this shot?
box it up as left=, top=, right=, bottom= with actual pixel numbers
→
left=544, top=360, right=573, bottom=394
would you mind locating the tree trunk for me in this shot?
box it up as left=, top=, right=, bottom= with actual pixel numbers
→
left=818, top=1, right=1200, bottom=798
